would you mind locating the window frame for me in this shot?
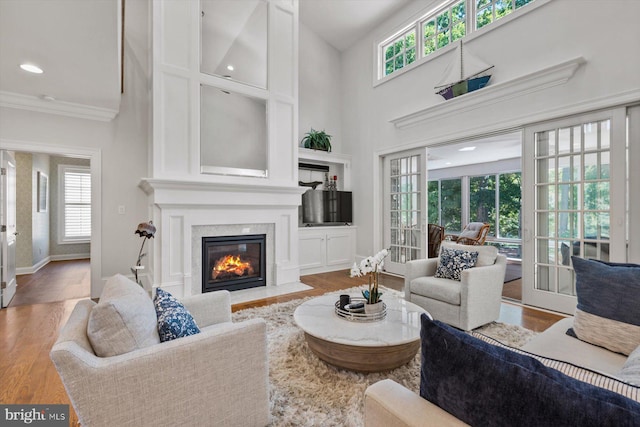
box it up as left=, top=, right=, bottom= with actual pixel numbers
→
left=58, top=164, right=91, bottom=244
left=382, top=27, right=418, bottom=77
left=374, top=0, right=549, bottom=85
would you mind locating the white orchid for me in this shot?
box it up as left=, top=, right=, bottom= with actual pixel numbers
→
left=350, top=263, right=362, bottom=278
left=349, top=248, right=390, bottom=304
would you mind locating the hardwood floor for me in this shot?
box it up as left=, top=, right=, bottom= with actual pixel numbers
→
left=0, top=266, right=565, bottom=425
left=10, top=259, right=90, bottom=307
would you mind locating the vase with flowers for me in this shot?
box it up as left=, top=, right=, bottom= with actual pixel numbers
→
left=350, top=248, right=389, bottom=314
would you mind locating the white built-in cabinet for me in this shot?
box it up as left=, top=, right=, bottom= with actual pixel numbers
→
left=299, top=226, right=356, bottom=275
left=298, top=148, right=351, bottom=191
left=297, top=149, right=355, bottom=274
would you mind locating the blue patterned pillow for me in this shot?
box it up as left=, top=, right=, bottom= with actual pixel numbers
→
left=435, top=248, right=479, bottom=281
left=154, top=288, right=201, bottom=342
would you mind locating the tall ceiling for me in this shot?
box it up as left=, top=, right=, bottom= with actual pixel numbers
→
left=0, top=0, right=410, bottom=118
left=299, top=0, right=412, bottom=51
left=0, top=0, right=121, bottom=115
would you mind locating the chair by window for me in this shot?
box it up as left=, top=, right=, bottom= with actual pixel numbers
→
left=404, top=241, right=507, bottom=331
left=427, top=224, right=445, bottom=258
left=445, top=222, right=490, bottom=246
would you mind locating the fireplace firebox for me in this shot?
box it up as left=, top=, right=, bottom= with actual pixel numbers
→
left=202, top=234, right=266, bottom=293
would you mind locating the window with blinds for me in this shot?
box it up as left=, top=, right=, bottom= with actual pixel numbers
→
left=61, top=166, right=91, bottom=242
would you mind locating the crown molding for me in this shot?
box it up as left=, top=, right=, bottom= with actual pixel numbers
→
left=390, top=57, right=587, bottom=129
left=0, top=91, right=119, bottom=122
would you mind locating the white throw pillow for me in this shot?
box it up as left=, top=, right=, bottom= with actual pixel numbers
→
left=618, top=345, right=640, bottom=386
left=440, top=241, right=498, bottom=267
left=87, top=274, right=160, bottom=357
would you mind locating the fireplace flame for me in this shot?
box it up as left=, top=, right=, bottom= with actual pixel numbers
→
left=212, top=255, right=255, bottom=280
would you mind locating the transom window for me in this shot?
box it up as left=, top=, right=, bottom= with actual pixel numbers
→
left=378, top=0, right=538, bottom=80
left=383, top=29, right=416, bottom=77
left=422, top=1, right=466, bottom=56
left=476, top=0, right=535, bottom=29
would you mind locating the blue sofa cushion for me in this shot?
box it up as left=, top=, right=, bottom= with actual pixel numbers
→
left=435, top=248, right=478, bottom=281
left=154, top=288, right=201, bottom=342
left=569, top=257, right=640, bottom=355
left=419, top=315, right=640, bottom=427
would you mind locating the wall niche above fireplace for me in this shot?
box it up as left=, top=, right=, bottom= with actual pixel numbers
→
left=202, top=234, right=266, bottom=293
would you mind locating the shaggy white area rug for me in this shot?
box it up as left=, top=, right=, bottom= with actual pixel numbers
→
left=232, top=287, right=538, bottom=427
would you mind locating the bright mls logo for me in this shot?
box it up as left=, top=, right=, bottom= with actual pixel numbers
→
left=1, top=405, right=68, bottom=426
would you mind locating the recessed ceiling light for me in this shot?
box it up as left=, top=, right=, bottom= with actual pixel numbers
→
left=458, top=146, right=476, bottom=152
left=20, top=63, right=43, bottom=74
left=445, top=162, right=452, bottom=165
left=40, top=95, right=56, bottom=102
left=226, top=65, right=234, bottom=71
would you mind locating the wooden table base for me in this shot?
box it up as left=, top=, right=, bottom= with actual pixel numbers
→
left=303, top=332, right=420, bottom=372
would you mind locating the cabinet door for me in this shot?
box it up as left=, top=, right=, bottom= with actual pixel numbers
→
left=299, top=231, right=326, bottom=270
left=326, top=231, right=353, bottom=266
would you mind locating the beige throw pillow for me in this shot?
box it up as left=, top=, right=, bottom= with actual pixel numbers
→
left=440, top=241, right=498, bottom=267
left=87, top=274, right=160, bottom=357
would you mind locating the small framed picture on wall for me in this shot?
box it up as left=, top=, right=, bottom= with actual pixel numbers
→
left=37, top=171, right=48, bottom=212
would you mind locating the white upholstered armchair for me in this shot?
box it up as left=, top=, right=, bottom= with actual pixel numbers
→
left=50, top=285, right=269, bottom=427
left=404, top=242, right=507, bottom=331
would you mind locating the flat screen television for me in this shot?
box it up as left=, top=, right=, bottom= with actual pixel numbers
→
left=301, top=190, right=352, bottom=225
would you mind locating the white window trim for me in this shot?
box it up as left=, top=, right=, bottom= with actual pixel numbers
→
left=58, top=164, right=91, bottom=244
left=372, top=0, right=551, bottom=87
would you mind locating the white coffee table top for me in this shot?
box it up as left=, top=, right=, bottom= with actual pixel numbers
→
left=293, top=293, right=428, bottom=347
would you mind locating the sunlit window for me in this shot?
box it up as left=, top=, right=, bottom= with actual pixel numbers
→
left=383, top=28, right=416, bottom=77
left=378, top=0, right=538, bottom=81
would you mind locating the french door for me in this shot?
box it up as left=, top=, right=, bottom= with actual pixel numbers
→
left=522, top=108, right=626, bottom=314
left=383, top=149, right=427, bottom=275
left=1, top=150, right=17, bottom=308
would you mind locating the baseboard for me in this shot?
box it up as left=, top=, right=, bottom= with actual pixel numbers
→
left=50, top=253, right=90, bottom=261
left=16, top=256, right=50, bottom=275
left=16, top=254, right=90, bottom=276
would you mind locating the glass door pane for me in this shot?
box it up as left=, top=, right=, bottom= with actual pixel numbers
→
left=384, top=150, right=425, bottom=275
left=523, top=109, right=626, bottom=314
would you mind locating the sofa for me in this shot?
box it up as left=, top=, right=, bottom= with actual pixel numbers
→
left=51, top=274, right=269, bottom=427
left=366, top=257, right=640, bottom=426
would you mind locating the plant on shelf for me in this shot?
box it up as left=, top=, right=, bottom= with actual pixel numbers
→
left=350, top=248, right=389, bottom=304
left=301, top=128, right=332, bottom=152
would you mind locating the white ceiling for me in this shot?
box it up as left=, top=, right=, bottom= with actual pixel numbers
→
left=427, top=132, right=522, bottom=170
left=0, top=0, right=409, bottom=118
left=0, top=0, right=121, bottom=114
left=299, top=0, right=412, bottom=51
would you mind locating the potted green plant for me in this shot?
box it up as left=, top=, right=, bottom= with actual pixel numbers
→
left=301, top=128, right=332, bottom=152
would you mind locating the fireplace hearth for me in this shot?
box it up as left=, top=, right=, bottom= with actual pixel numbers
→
left=202, top=234, right=266, bottom=293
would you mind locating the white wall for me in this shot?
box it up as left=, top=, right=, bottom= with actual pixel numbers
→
left=341, top=0, right=640, bottom=257
left=299, top=22, right=343, bottom=152
left=0, top=0, right=151, bottom=297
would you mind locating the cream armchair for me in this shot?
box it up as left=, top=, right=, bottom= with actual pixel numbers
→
left=50, top=290, right=269, bottom=427
left=404, top=242, right=507, bottom=331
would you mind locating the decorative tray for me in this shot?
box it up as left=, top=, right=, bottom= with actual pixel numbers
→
left=334, top=297, right=387, bottom=322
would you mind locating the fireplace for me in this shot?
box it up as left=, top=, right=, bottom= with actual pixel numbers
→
left=202, top=234, right=266, bottom=293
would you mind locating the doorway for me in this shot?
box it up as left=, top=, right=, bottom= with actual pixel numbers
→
left=0, top=140, right=101, bottom=306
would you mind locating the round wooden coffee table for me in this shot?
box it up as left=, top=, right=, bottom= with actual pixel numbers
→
left=293, top=293, right=429, bottom=372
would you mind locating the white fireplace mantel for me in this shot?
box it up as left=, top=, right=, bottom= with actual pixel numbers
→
left=139, top=178, right=306, bottom=208
left=139, top=178, right=308, bottom=299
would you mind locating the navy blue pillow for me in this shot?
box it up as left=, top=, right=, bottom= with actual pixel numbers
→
left=154, top=288, right=200, bottom=342
left=419, top=315, right=640, bottom=427
left=570, top=256, right=640, bottom=326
